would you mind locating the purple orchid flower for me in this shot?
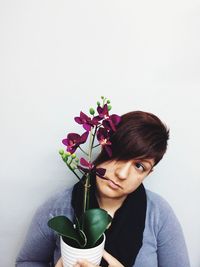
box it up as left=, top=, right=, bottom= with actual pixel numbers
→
left=62, top=131, right=89, bottom=154
left=77, top=158, right=106, bottom=178
left=97, top=127, right=112, bottom=157
left=74, top=111, right=99, bottom=131
left=95, top=104, right=121, bottom=132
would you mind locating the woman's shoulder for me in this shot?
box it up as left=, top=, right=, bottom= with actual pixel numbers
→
left=144, top=189, right=184, bottom=241
left=45, top=186, right=73, bottom=209
left=34, top=185, right=74, bottom=222
left=145, top=189, right=172, bottom=209
left=145, top=189, right=177, bottom=226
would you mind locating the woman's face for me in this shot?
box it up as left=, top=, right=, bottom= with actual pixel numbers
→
left=96, top=158, right=154, bottom=200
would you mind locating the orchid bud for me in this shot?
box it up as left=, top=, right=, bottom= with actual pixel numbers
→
left=71, top=153, right=76, bottom=159
left=62, top=154, right=68, bottom=161
left=59, top=149, right=64, bottom=155
left=101, top=96, right=105, bottom=99
left=75, top=158, right=79, bottom=162
left=89, top=108, right=95, bottom=115
left=108, top=105, right=112, bottom=111
left=97, top=101, right=100, bottom=106
left=107, top=99, right=111, bottom=104
left=62, top=152, right=71, bottom=161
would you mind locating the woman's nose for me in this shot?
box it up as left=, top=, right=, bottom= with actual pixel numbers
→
left=115, top=161, right=132, bottom=179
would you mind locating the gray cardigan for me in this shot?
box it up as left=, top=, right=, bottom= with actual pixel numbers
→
left=16, top=186, right=190, bottom=267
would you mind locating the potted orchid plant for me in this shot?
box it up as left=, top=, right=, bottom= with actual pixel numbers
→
left=48, top=96, right=121, bottom=266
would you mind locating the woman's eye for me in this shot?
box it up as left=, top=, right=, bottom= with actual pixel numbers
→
left=135, top=162, right=145, bottom=172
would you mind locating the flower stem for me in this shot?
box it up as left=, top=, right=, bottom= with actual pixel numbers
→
left=83, top=126, right=96, bottom=213
left=93, top=144, right=100, bottom=148
left=88, top=128, right=93, bottom=160
left=91, top=126, right=97, bottom=149
left=66, top=163, right=82, bottom=181
left=78, top=145, right=89, bottom=156
left=83, top=173, right=91, bottom=213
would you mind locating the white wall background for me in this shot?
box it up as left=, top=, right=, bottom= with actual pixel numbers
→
left=0, top=0, right=200, bottom=266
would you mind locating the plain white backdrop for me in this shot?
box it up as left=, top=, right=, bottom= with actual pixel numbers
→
left=0, top=1, right=200, bottom=266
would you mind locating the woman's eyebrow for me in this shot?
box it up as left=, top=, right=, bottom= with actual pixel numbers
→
left=141, top=160, right=153, bottom=169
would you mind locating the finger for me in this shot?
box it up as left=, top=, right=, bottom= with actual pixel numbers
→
left=102, top=250, right=118, bottom=264
left=55, top=257, right=63, bottom=267
left=102, top=250, right=124, bottom=267
left=76, top=259, right=97, bottom=267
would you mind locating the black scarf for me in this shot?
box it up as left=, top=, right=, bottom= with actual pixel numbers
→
left=71, top=175, right=147, bottom=267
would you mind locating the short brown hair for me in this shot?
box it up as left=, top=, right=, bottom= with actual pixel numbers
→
left=93, top=111, right=169, bottom=167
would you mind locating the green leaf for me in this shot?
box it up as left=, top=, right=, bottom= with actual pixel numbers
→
left=81, top=209, right=112, bottom=248
left=48, top=216, right=86, bottom=247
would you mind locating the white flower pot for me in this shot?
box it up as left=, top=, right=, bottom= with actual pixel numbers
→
left=60, top=234, right=106, bottom=267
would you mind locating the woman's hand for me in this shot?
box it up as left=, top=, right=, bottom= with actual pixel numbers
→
left=55, top=257, right=63, bottom=267
left=73, top=250, right=124, bottom=267
left=102, top=250, right=124, bottom=267
left=55, top=250, right=124, bottom=267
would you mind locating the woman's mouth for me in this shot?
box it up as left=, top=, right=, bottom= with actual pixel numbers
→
left=104, top=177, right=122, bottom=189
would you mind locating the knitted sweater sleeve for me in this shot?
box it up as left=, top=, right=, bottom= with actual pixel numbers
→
left=15, top=188, right=73, bottom=267
left=156, top=196, right=190, bottom=267
left=15, top=197, right=57, bottom=266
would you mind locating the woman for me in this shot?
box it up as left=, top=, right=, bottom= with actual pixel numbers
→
left=16, top=111, right=190, bottom=267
